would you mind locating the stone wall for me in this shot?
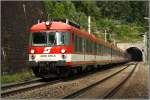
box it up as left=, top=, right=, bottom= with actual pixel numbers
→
left=1, top=1, right=47, bottom=74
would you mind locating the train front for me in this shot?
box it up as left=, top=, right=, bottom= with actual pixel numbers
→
left=29, top=21, right=72, bottom=78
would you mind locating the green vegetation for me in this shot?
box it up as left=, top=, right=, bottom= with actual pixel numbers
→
left=44, top=1, right=148, bottom=42
left=1, top=70, right=35, bottom=84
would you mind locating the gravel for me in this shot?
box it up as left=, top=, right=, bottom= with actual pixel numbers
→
left=4, top=65, right=127, bottom=99
left=111, top=62, right=149, bottom=99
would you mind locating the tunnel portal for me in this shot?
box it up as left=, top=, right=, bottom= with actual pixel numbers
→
left=126, top=47, right=143, bottom=61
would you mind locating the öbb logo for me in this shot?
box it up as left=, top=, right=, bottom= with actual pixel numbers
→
left=43, top=47, right=52, bottom=54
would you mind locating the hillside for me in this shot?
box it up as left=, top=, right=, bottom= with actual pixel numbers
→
left=44, top=1, right=148, bottom=43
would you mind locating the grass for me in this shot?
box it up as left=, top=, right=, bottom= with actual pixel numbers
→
left=1, top=70, right=35, bottom=84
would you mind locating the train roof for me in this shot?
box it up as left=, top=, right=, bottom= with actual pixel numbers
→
left=30, top=21, right=72, bottom=32
left=30, top=21, right=124, bottom=53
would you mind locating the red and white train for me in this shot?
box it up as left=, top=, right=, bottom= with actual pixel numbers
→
left=29, top=19, right=131, bottom=78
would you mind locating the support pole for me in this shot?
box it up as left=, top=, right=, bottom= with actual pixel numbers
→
left=88, top=16, right=91, bottom=34
left=66, top=18, right=69, bottom=24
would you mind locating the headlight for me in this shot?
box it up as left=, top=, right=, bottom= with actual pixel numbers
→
left=45, top=21, right=50, bottom=26
left=61, top=49, right=66, bottom=54
left=30, top=49, right=35, bottom=54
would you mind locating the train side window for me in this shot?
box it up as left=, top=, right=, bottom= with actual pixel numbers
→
left=95, top=44, right=97, bottom=54
left=90, top=40, right=92, bottom=53
left=89, top=40, right=91, bottom=53
left=98, top=45, right=101, bottom=54
left=82, top=38, right=85, bottom=52
left=106, top=47, right=108, bottom=54
left=96, top=44, right=98, bottom=54
left=64, top=32, right=70, bottom=45
left=103, top=46, right=105, bottom=54
left=77, top=35, right=80, bottom=52
left=92, top=41, right=94, bottom=53
left=98, top=45, right=99, bottom=54
left=93, top=42, right=95, bottom=53
left=97, top=44, right=99, bottom=54
left=92, top=42, right=94, bottom=53
left=94, top=42, right=96, bottom=54
left=85, top=39, right=87, bottom=53
left=101, top=46, right=103, bottom=54
left=74, top=34, right=78, bottom=52
left=78, top=36, right=82, bottom=52
left=79, top=37, right=81, bottom=52
left=87, top=39, right=89, bottom=53
left=77, top=36, right=79, bottom=52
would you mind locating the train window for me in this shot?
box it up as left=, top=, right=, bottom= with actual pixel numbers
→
left=48, top=32, right=56, bottom=46
left=84, top=39, right=87, bottom=52
left=86, top=39, right=88, bottom=53
left=74, top=34, right=83, bottom=52
left=86, top=39, right=89, bottom=53
left=97, top=45, right=99, bottom=54
left=88, top=39, right=91, bottom=53
left=74, top=34, right=78, bottom=52
left=90, top=41, right=93, bottom=53
left=109, top=48, right=111, bottom=54
left=31, top=32, right=70, bottom=46
left=94, top=43, right=96, bottom=53
left=64, top=32, right=70, bottom=45
left=96, top=44, right=98, bottom=54
left=32, top=32, right=47, bottom=46
left=98, top=45, right=100, bottom=54
left=78, top=36, right=81, bottom=52
left=79, top=36, right=82, bottom=52
left=48, top=32, right=70, bottom=46
left=104, top=46, right=106, bottom=54
left=82, top=39, right=84, bottom=52
left=91, top=42, right=93, bottom=53
left=93, top=42, right=95, bottom=53
left=80, top=37, right=83, bottom=52
left=101, top=45, right=104, bottom=54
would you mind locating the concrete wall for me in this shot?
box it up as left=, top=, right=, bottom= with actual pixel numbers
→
left=117, top=42, right=148, bottom=62
left=117, top=42, right=144, bottom=51
left=1, top=1, right=47, bottom=74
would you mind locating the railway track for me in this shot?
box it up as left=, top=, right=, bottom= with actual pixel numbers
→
left=101, top=63, right=138, bottom=99
left=63, top=62, right=138, bottom=99
left=1, top=78, right=42, bottom=90
left=1, top=62, right=137, bottom=99
left=1, top=78, right=62, bottom=97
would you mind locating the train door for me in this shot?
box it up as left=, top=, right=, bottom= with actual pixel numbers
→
left=94, top=42, right=96, bottom=63
left=82, top=38, right=85, bottom=62
left=111, top=46, right=112, bottom=63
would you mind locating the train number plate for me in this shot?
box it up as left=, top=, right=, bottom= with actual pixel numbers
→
left=40, top=55, right=56, bottom=57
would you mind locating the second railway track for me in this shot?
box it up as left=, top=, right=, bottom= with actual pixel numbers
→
left=1, top=78, right=42, bottom=90
left=63, top=62, right=138, bottom=99
left=1, top=78, right=62, bottom=97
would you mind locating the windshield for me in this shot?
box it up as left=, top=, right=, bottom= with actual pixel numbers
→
left=31, top=32, right=70, bottom=46
left=32, top=32, right=47, bottom=46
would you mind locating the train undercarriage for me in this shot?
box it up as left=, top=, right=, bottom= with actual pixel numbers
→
left=30, top=60, right=129, bottom=79
left=31, top=62, right=70, bottom=78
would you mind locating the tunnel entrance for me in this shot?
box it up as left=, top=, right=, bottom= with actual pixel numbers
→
left=126, top=47, right=143, bottom=61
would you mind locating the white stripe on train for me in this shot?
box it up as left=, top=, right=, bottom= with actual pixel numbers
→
left=29, top=54, right=125, bottom=62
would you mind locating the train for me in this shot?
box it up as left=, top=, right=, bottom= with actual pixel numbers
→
left=29, top=19, right=131, bottom=78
